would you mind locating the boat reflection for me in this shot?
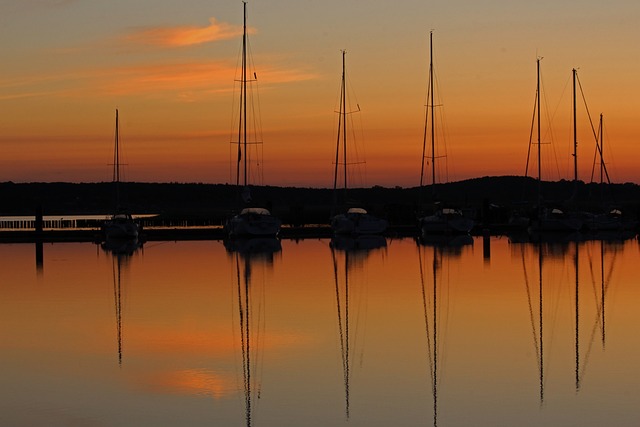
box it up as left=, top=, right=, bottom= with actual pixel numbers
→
left=416, top=233, right=473, bottom=256
left=103, top=247, right=138, bottom=367
left=330, top=235, right=384, bottom=420
left=417, top=243, right=452, bottom=427
left=228, top=237, right=280, bottom=426
left=519, top=238, right=622, bottom=404
left=224, top=237, right=282, bottom=263
left=330, top=234, right=387, bottom=254
left=519, top=241, right=546, bottom=404
left=101, top=237, right=143, bottom=256
left=576, top=239, right=620, bottom=390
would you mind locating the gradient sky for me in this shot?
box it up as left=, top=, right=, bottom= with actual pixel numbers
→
left=2, top=0, right=639, bottom=187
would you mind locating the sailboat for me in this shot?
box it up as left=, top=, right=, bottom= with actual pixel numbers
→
left=528, top=63, right=582, bottom=233
left=418, top=32, right=474, bottom=235
left=583, top=114, right=637, bottom=232
left=102, top=109, right=140, bottom=241
left=225, top=2, right=281, bottom=238
left=330, top=50, right=388, bottom=235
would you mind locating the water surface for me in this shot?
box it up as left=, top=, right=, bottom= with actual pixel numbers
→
left=1, top=235, right=639, bottom=426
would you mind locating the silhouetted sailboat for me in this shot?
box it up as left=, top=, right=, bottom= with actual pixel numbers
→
left=528, top=62, right=582, bottom=233
left=418, top=32, right=474, bottom=235
left=102, top=109, right=140, bottom=241
left=225, top=2, right=281, bottom=238
left=330, top=50, right=388, bottom=235
left=584, top=114, right=637, bottom=232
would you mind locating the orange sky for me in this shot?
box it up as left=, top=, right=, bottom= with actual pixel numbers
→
left=2, top=1, right=640, bottom=187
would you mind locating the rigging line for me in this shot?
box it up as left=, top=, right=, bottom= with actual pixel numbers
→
left=420, top=73, right=431, bottom=189
left=576, top=75, right=601, bottom=153
left=521, top=245, right=541, bottom=366
left=574, top=241, right=580, bottom=391
left=344, top=251, right=351, bottom=417
left=525, top=90, right=537, bottom=178
left=418, top=244, right=435, bottom=385
left=229, top=254, right=241, bottom=390
left=589, top=119, right=601, bottom=183
left=331, top=247, right=349, bottom=396
left=112, top=257, right=123, bottom=366
left=243, top=256, right=253, bottom=416
left=432, top=248, right=439, bottom=407
left=540, top=71, right=566, bottom=180
left=433, top=71, right=453, bottom=184
left=538, top=244, right=544, bottom=404
left=579, top=242, right=612, bottom=382
left=576, top=75, right=610, bottom=185
left=601, top=120, right=613, bottom=183
left=234, top=254, right=249, bottom=411
left=253, top=262, right=267, bottom=401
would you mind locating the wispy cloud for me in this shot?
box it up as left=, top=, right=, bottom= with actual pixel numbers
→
left=123, top=17, right=250, bottom=48
left=0, top=59, right=319, bottom=102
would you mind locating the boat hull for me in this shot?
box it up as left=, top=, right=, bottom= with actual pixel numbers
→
left=529, top=216, right=582, bottom=233
left=331, top=212, right=388, bottom=235
left=583, top=213, right=637, bottom=232
left=103, top=215, right=140, bottom=240
left=225, top=212, right=281, bottom=237
left=420, top=210, right=474, bottom=235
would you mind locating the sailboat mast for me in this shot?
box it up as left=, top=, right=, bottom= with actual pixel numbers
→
left=429, top=32, right=436, bottom=196
left=332, top=50, right=347, bottom=199
left=242, top=1, right=248, bottom=187
left=342, top=50, right=348, bottom=195
left=536, top=58, right=542, bottom=206
left=114, top=109, right=120, bottom=184
left=572, top=68, right=578, bottom=183
left=113, top=108, right=121, bottom=210
left=599, top=114, right=604, bottom=185
left=574, top=240, right=580, bottom=391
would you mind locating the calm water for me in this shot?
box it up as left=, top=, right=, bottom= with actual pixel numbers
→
left=2, top=235, right=640, bottom=427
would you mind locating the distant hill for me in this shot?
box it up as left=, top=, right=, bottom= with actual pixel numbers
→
left=1, top=176, right=639, bottom=226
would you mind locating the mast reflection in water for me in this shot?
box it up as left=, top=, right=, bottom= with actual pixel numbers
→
left=2, top=235, right=640, bottom=427
left=101, top=238, right=142, bottom=367
left=226, top=237, right=281, bottom=426
left=330, top=235, right=386, bottom=419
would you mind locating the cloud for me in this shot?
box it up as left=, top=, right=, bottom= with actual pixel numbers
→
left=124, top=17, right=250, bottom=48
left=0, top=59, right=319, bottom=103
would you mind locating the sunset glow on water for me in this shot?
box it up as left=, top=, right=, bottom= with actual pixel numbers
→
left=2, top=236, right=640, bottom=426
